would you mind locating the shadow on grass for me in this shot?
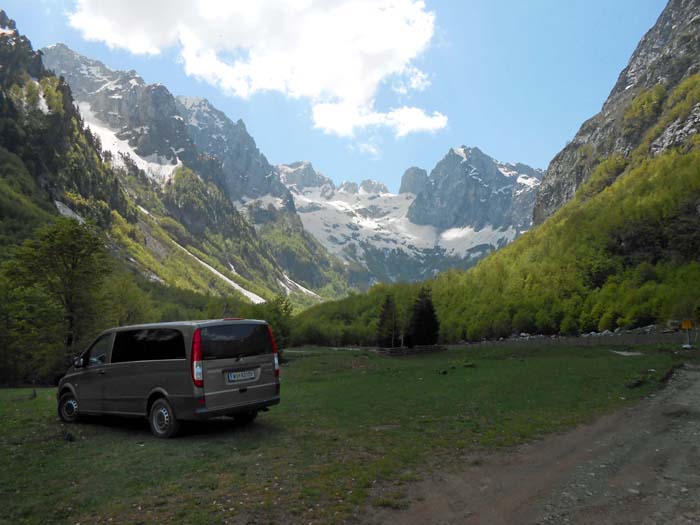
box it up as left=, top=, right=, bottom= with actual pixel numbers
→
left=69, top=413, right=284, bottom=440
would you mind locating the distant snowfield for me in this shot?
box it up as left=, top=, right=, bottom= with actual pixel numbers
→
left=280, top=184, right=517, bottom=263
left=77, top=102, right=181, bottom=183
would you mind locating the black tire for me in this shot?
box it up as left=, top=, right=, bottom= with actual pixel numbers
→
left=58, top=392, right=80, bottom=423
left=148, top=398, right=180, bottom=438
left=234, top=410, right=258, bottom=425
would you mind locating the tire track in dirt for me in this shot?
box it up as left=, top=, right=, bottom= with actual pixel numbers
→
left=375, top=365, right=700, bottom=524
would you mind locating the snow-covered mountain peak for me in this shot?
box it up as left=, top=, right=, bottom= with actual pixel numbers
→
left=42, top=44, right=196, bottom=183
left=359, top=179, right=390, bottom=195
left=339, top=181, right=359, bottom=194
left=280, top=145, right=541, bottom=283
left=451, top=146, right=469, bottom=161
left=277, top=161, right=334, bottom=190
left=450, top=145, right=491, bottom=163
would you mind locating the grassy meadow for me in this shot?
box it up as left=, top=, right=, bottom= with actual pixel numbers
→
left=0, top=344, right=683, bottom=524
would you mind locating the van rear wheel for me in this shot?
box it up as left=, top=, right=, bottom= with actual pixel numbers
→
left=149, top=398, right=180, bottom=438
left=58, top=393, right=80, bottom=423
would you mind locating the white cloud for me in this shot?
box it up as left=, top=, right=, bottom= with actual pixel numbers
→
left=313, top=102, right=446, bottom=138
left=383, top=106, right=448, bottom=137
left=357, top=142, right=381, bottom=159
left=392, top=65, right=431, bottom=95
left=68, top=0, right=447, bottom=138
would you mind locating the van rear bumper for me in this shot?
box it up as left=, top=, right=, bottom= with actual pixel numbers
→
left=174, top=396, right=280, bottom=420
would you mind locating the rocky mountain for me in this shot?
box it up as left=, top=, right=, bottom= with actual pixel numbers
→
left=534, top=0, right=700, bottom=223
left=40, top=42, right=541, bottom=288
left=408, top=146, right=541, bottom=231
left=42, top=43, right=194, bottom=181
left=0, top=15, right=338, bottom=305
left=42, top=44, right=293, bottom=205
left=174, top=96, right=291, bottom=203
left=0, top=11, right=131, bottom=241
left=399, top=167, right=429, bottom=194
left=278, top=161, right=334, bottom=190
left=279, top=148, right=541, bottom=283
left=41, top=43, right=349, bottom=299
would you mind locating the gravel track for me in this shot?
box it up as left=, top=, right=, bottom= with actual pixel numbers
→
left=376, top=364, right=700, bottom=524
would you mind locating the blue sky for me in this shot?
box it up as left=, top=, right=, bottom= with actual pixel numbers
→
left=7, top=0, right=666, bottom=191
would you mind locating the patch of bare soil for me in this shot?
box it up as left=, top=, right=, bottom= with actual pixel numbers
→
left=374, top=365, right=700, bottom=524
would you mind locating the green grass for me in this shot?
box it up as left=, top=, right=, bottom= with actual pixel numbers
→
left=0, top=345, right=682, bottom=524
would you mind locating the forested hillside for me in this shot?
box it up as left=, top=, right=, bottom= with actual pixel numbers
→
left=40, top=43, right=354, bottom=298
left=0, top=10, right=346, bottom=305
left=292, top=4, right=700, bottom=346
left=0, top=12, right=296, bottom=383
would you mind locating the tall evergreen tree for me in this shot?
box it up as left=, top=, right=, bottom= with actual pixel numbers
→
left=406, top=287, right=439, bottom=347
left=376, top=294, right=398, bottom=348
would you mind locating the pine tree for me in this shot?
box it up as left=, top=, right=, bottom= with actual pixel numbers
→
left=376, top=294, right=398, bottom=348
left=406, top=287, right=439, bottom=347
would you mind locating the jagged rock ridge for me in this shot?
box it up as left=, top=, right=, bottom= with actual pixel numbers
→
left=534, top=0, right=700, bottom=224
left=278, top=147, right=541, bottom=283
left=40, top=42, right=346, bottom=297
left=408, top=146, right=542, bottom=231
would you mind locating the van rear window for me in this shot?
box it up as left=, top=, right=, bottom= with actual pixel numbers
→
left=201, top=323, right=272, bottom=360
left=112, top=329, right=185, bottom=363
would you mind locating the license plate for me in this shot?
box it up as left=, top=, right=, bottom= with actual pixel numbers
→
left=228, top=370, right=255, bottom=382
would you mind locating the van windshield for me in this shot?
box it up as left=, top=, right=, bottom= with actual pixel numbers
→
left=200, top=323, right=273, bottom=360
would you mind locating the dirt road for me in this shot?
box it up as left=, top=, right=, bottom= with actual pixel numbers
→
left=377, top=364, right=700, bottom=524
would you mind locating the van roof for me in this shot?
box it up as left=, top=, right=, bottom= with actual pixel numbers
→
left=109, top=319, right=267, bottom=332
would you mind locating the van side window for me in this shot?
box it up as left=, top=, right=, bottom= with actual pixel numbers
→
left=86, top=334, right=112, bottom=366
left=111, top=329, right=185, bottom=363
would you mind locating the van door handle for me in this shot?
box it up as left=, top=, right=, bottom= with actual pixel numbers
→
left=98, top=369, right=106, bottom=375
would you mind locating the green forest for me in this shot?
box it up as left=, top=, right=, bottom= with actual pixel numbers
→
left=0, top=217, right=295, bottom=385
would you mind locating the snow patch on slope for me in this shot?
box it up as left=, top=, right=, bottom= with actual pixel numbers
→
left=452, top=147, right=468, bottom=161
left=278, top=273, right=321, bottom=298
left=439, top=225, right=516, bottom=255
left=285, top=185, right=516, bottom=261
left=77, top=101, right=181, bottom=183
left=54, top=201, right=85, bottom=223
left=171, top=241, right=265, bottom=304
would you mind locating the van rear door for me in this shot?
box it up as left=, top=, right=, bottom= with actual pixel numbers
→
left=200, top=322, right=278, bottom=411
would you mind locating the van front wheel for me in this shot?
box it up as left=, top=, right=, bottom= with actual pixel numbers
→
left=149, top=398, right=180, bottom=438
left=58, top=393, right=80, bottom=423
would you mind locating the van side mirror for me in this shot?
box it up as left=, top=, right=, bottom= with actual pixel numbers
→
left=73, top=357, right=84, bottom=368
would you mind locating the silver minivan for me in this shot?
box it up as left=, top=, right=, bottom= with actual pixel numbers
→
left=57, top=319, right=281, bottom=438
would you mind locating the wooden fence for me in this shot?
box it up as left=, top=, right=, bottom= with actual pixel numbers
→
left=318, top=330, right=698, bottom=354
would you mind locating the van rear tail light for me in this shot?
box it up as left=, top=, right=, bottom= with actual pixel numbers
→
left=267, top=324, right=280, bottom=378
left=191, top=328, right=203, bottom=388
